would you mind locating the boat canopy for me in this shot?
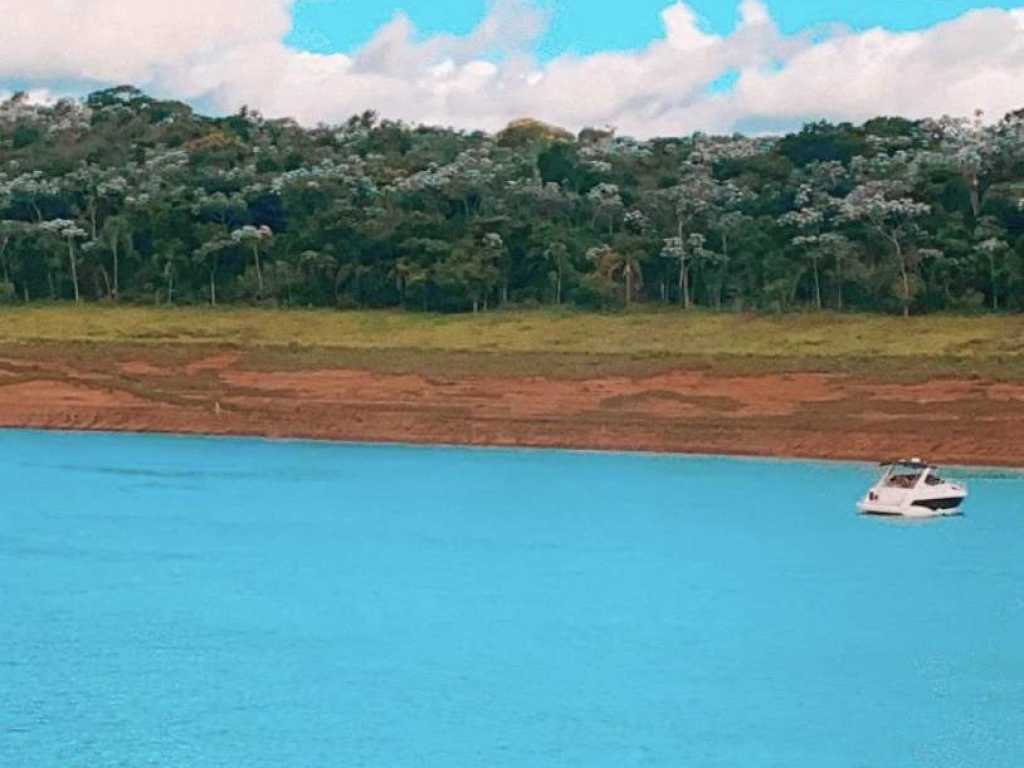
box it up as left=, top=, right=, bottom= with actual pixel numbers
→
left=879, top=459, right=934, bottom=470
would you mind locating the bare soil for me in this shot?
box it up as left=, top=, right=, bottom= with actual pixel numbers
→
left=1, top=343, right=1022, bottom=467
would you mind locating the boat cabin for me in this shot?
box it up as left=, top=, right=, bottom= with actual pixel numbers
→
left=880, top=460, right=944, bottom=490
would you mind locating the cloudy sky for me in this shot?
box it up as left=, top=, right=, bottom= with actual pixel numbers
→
left=2, top=0, right=1023, bottom=136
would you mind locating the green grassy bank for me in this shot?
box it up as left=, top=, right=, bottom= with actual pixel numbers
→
left=1, top=305, right=1022, bottom=379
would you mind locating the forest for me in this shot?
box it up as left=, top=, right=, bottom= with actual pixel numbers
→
left=2, top=86, right=1024, bottom=316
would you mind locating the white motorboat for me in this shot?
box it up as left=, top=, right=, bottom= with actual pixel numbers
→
left=857, top=459, right=967, bottom=518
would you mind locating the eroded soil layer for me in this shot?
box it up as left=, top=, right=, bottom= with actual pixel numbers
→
left=1, top=344, right=1022, bottom=467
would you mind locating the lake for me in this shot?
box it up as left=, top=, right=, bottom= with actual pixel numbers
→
left=2, top=430, right=1022, bottom=766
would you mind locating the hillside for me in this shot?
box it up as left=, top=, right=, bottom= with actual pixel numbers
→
left=2, top=88, right=1023, bottom=317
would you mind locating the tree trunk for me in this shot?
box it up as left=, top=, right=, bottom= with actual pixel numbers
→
left=625, top=266, right=632, bottom=307
left=718, top=235, right=729, bottom=310
left=677, top=259, right=685, bottom=307
left=969, top=175, right=981, bottom=219
left=112, top=239, right=119, bottom=301
left=253, top=244, right=264, bottom=296
left=0, top=236, right=9, bottom=284
left=210, top=268, right=217, bottom=307
left=334, top=267, right=344, bottom=305
left=47, top=270, right=55, bottom=300
left=896, top=241, right=910, bottom=318
left=67, top=239, right=80, bottom=305
left=812, top=256, right=822, bottom=311
left=682, top=260, right=691, bottom=309
left=836, top=256, right=844, bottom=312
left=99, top=265, right=112, bottom=300
left=990, top=253, right=998, bottom=311
left=556, top=268, right=562, bottom=305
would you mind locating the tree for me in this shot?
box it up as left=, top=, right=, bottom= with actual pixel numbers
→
left=659, top=233, right=708, bottom=309
left=297, top=250, right=337, bottom=306
left=778, top=121, right=867, bottom=167
left=587, top=183, right=623, bottom=236
left=779, top=161, right=854, bottom=310
left=587, top=245, right=642, bottom=307
left=840, top=180, right=930, bottom=317
left=97, top=214, right=133, bottom=300
left=231, top=225, right=273, bottom=297
left=437, top=236, right=501, bottom=313
left=652, top=152, right=753, bottom=308
left=782, top=199, right=828, bottom=310
left=64, top=164, right=128, bottom=240
left=0, top=172, right=61, bottom=222
left=544, top=242, right=571, bottom=305
left=818, top=232, right=857, bottom=311
left=691, top=238, right=726, bottom=307
left=710, top=211, right=751, bottom=308
left=481, top=232, right=510, bottom=306
left=154, top=242, right=188, bottom=304
left=974, top=216, right=1010, bottom=310
left=194, top=234, right=233, bottom=306
left=923, top=111, right=1000, bottom=220
left=395, top=239, right=449, bottom=310
left=38, top=220, right=87, bottom=304
left=659, top=236, right=688, bottom=308
left=0, top=219, right=27, bottom=288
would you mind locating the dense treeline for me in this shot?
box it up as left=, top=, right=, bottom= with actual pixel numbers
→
left=2, top=86, right=1024, bottom=315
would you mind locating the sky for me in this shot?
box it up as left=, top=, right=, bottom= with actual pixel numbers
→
left=289, top=0, right=1024, bottom=57
left=2, top=1, right=1024, bottom=137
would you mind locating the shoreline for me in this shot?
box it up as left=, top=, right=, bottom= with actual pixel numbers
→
left=2, top=342, right=1024, bottom=469
left=6, top=423, right=1024, bottom=473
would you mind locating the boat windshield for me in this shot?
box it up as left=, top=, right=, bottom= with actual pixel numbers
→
left=883, top=467, right=923, bottom=488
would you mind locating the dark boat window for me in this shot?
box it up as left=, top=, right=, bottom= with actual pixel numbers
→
left=887, top=472, right=921, bottom=488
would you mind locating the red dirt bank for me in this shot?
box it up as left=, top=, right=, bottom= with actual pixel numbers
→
left=1, top=348, right=1023, bottom=467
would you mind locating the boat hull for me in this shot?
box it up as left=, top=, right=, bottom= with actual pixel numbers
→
left=857, top=500, right=964, bottom=518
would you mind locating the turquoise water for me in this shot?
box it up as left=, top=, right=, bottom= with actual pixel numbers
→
left=2, top=430, right=1023, bottom=767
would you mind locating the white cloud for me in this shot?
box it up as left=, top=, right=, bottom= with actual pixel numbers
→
left=731, top=9, right=1024, bottom=127
left=2, top=0, right=1024, bottom=137
left=1, top=1, right=294, bottom=84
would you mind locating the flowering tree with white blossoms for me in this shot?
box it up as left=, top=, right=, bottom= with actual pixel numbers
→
left=37, top=219, right=87, bottom=304
left=587, top=182, right=623, bottom=235
left=840, top=181, right=931, bottom=317
left=231, top=225, right=274, bottom=296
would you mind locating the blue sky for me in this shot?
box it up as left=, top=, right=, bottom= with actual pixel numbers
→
left=290, top=0, right=1024, bottom=57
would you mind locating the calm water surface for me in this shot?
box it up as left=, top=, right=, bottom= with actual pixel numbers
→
left=2, top=430, right=1023, bottom=767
